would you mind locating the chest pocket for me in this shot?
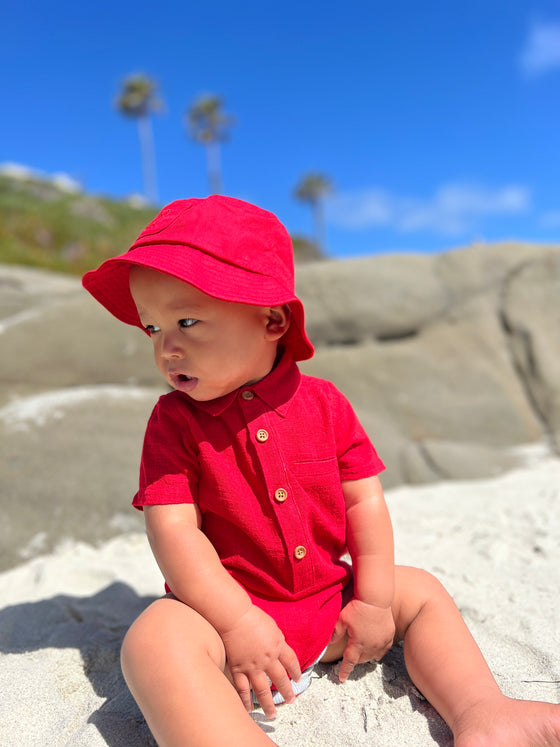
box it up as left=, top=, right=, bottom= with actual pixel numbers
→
left=290, top=456, right=339, bottom=480
left=290, top=456, right=345, bottom=524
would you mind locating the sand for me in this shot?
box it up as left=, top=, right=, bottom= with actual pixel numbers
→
left=0, top=450, right=559, bottom=746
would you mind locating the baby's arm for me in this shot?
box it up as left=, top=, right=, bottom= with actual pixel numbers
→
left=332, top=476, right=396, bottom=682
left=143, top=503, right=301, bottom=716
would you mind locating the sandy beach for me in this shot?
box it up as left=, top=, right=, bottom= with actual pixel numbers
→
left=1, top=449, right=558, bottom=746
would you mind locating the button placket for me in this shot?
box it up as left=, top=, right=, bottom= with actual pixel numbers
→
left=245, top=410, right=314, bottom=589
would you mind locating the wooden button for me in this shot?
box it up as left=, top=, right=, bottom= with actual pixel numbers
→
left=241, top=390, right=254, bottom=401
left=294, top=545, right=307, bottom=560
left=256, top=429, right=269, bottom=443
left=274, top=488, right=288, bottom=503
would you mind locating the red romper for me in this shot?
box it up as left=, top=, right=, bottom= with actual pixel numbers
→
left=133, top=351, right=385, bottom=669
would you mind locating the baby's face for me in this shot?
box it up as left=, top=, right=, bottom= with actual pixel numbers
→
left=129, top=266, right=283, bottom=401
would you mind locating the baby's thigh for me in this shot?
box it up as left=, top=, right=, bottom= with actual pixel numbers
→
left=121, top=595, right=227, bottom=674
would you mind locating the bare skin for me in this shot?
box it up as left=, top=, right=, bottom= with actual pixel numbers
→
left=121, top=268, right=560, bottom=746
left=121, top=566, right=560, bottom=747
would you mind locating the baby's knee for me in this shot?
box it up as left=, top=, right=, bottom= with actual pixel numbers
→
left=121, top=598, right=181, bottom=681
left=393, top=566, right=450, bottom=637
left=120, top=609, right=153, bottom=680
left=121, top=597, right=226, bottom=679
left=406, top=567, right=447, bottom=599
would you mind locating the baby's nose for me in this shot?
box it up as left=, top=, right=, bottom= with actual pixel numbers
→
left=161, top=332, right=185, bottom=358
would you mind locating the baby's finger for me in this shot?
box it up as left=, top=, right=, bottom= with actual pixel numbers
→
left=338, top=644, right=360, bottom=682
left=268, top=663, right=296, bottom=705
left=373, top=641, right=392, bottom=662
left=232, top=672, right=253, bottom=713
left=279, top=645, right=302, bottom=684
left=251, top=674, right=277, bottom=719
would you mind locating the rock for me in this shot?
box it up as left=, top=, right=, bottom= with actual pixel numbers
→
left=301, top=292, right=542, bottom=487
left=0, top=386, right=160, bottom=571
left=1, top=285, right=162, bottom=407
left=297, top=243, right=560, bottom=484
left=296, top=242, right=556, bottom=345
left=400, top=440, right=522, bottom=484
left=1, top=241, right=559, bottom=566
left=296, top=253, right=447, bottom=343
left=0, top=264, right=79, bottom=322
left=502, top=255, right=560, bottom=452
left=432, top=241, right=546, bottom=298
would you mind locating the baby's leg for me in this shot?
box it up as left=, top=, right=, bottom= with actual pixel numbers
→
left=121, top=596, right=273, bottom=747
left=393, top=566, right=560, bottom=746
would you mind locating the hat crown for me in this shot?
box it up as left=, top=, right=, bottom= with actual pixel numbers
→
left=82, top=195, right=314, bottom=361
left=131, top=196, right=295, bottom=294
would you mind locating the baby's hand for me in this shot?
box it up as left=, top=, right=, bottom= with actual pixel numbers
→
left=220, top=604, right=302, bottom=718
left=331, top=598, right=396, bottom=682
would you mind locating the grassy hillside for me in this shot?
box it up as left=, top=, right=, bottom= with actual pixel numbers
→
left=0, top=172, right=323, bottom=276
left=0, top=173, right=158, bottom=276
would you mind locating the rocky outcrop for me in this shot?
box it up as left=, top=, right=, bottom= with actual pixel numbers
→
left=296, top=242, right=560, bottom=486
left=501, top=256, right=560, bottom=453
left=0, top=266, right=161, bottom=570
left=0, top=242, right=558, bottom=568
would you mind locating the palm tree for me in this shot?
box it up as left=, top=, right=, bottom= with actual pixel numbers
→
left=115, top=73, right=162, bottom=204
left=185, top=95, right=235, bottom=194
left=293, top=173, right=333, bottom=254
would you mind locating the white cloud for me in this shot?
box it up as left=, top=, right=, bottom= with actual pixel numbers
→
left=327, top=183, right=531, bottom=236
left=326, top=189, right=393, bottom=229
left=0, top=162, right=82, bottom=193
left=519, top=21, right=560, bottom=76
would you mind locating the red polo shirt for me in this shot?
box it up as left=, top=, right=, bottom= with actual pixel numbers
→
left=134, top=352, right=385, bottom=668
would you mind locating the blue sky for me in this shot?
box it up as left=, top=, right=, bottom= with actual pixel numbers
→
left=2, top=0, right=560, bottom=258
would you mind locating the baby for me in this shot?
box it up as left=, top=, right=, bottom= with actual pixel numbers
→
left=83, top=196, right=560, bottom=746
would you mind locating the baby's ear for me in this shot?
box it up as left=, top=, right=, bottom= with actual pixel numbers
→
left=266, top=305, right=291, bottom=339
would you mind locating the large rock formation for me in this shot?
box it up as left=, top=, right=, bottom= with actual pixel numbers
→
left=0, top=241, right=558, bottom=568
left=297, top=243, right=560, bottom=485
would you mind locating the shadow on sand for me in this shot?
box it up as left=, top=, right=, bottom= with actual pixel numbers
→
left=0, top=582, right=157, bottom=746
left=0, top=582, right=453, bottom=746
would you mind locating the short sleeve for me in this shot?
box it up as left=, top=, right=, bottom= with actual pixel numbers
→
left=330, top=384, right=385, bottom=481
left=133, top=394, right=200, bottom=510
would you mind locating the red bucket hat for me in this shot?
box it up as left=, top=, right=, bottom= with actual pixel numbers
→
left=82, top=195, right=314, bottom=361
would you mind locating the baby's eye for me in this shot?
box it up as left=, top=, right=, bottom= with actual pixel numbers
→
left=144, top=324, right=161, bottom=334
left=179, top=318, right=198, bottom=328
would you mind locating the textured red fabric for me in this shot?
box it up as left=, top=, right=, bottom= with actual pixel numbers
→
left=82, top=196, right=313, bottom=361
left=134, top=353, right=385, bottom=668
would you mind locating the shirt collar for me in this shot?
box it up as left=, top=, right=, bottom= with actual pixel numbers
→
left=182, top=348, right=301, bottom=418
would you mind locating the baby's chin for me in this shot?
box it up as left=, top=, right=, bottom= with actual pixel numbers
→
left=168, top=376, right=229, bottom=402
left=167, top=373, right=260, bottom=402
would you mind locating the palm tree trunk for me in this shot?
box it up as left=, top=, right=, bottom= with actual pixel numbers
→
left=312, top=201, right=327, bottom=254
left=137, top=115, right=158, bottom=204
left=206, top=141, right=223, bottom=195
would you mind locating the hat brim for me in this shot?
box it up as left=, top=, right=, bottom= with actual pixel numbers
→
left=82, top=244, right=314, bottom=362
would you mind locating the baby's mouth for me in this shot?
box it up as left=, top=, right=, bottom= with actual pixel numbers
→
left=170, top=372, right=199, bottom=393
